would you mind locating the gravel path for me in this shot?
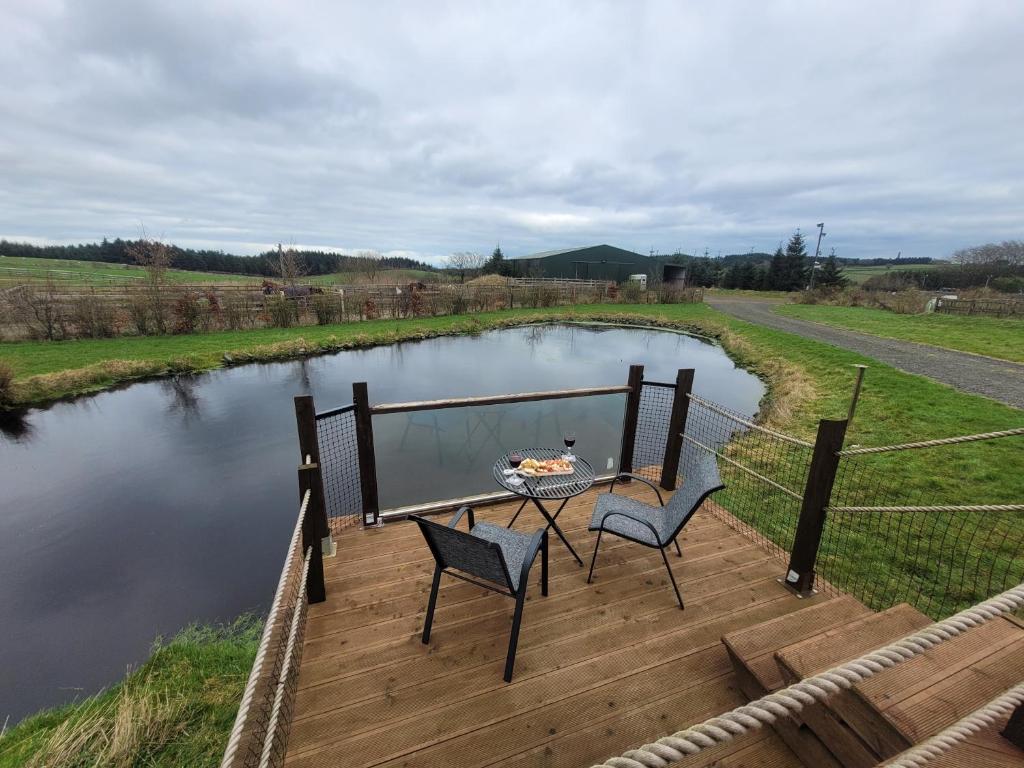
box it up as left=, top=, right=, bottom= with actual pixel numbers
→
left=706, top=296, right=1024, bottom=410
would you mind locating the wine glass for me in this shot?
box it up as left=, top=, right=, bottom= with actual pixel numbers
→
left=506, top=452, right=525, bottom=486
left=562, top=431, right=577, bottom=462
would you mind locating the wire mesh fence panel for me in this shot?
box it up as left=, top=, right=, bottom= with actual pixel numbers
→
left=633, top=382, right=674, bottom=484
left=818, top=437, right=1024, bottom=619
left=683, top=397, right=813, bottom=565
left=315, top=406, right=362, bottom=527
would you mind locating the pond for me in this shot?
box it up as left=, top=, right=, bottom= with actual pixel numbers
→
left=0, top=323, right=763, bottom=724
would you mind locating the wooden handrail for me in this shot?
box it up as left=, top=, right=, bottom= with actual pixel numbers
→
left=368, top=384, right=631, bottom=415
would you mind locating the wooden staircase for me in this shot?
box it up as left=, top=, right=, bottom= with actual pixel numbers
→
left=722, top=596, right=1024, bottom=767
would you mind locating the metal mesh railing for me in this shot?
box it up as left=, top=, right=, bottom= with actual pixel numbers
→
left=817, top=431, right=1024, bottom=619
left=633, top=381, right=675, bottom=484
left=220, top=493, right=311, bottom=768
left=684, top=394, right=814, bottom=564
left=315, top=405, right=362, bottom=525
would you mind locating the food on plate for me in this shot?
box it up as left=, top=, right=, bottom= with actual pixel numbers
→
left=518, top=457, right=573, bottom=475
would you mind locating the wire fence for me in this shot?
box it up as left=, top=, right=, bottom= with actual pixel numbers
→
left=817, top=431, right=1024, bottom=619
left=315, top=405, right=363, bottom=529
left=632, top=381, right=675, bottom=485
left=683, top=394, right=813, bottom=564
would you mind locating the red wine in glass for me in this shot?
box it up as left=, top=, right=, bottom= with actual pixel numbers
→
left=507, top=452, right=525, bottom=484
left=562, top=432, right=577, bottom=462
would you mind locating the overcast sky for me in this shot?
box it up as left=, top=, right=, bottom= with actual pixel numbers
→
left=1, top=1, right=1022, bottom=264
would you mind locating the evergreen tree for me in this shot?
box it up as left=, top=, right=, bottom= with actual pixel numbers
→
left=737, top=261, right=758, bottom=289
left=766, top=246, right=787, bottom=290
left=817, top=250, right=848, bottom=288
left=784, top=230, right=809, bottom=290
left=483, top=245, right=505, bottom=274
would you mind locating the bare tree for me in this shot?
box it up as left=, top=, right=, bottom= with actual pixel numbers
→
left=355, top=250, right=384, bottom=283
left=446, top=251, right=485, bottom=283
left=5, top=276, right=67, bottom=340
left=275, top=243, right=307, bottom=285
left=952, top=240, right=1024, bottom=266
left=129, top=234, right=173, bottom=334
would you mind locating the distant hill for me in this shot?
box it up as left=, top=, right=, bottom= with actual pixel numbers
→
left=0, top=238, right=437, bottom=278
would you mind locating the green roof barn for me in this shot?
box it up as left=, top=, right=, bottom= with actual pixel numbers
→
left=508, top=244, right=652, bottom=281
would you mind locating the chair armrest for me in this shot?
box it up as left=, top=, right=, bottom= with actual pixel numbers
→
left=609, top=473, right=665, bottom=506
left=448, top=505, right=475, bottom=530
left=518, top=528, right=546, bottom=592
left=596, top=510, right=663, bottom=546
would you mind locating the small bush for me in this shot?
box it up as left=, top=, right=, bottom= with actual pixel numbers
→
left=312, top=293, right=342, bottom=325
left=69, top=294, right=118, bottom=338
left=172, top=291, right=203, bottom=334
left=619, top=281, right=644, bottom=304
left=266, top=296, right=298, bottom=328
left=0, top=360, right=13, bottom=406
left=126, top=295, right=151, bottom=335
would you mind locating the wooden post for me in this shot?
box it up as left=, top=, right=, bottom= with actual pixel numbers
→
left=659, top=368, right=695, bottom=491
left=618, top=364, right=645, bottom=476
left=294, top=395, right=333, bottom=555
left=352, top=382, right=380, bottom=526
left=298, top=463, right=326, bottom=603
left=1002, top=702, right=1024, bottom=748
left=784, top=418, right=848, bottom=596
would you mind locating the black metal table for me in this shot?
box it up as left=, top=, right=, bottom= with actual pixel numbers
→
left=493, top=448, right=595, bottom=566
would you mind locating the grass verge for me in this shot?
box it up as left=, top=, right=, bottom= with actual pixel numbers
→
left=776, top=303, right=1024, bottom=362
left=0, top=619, right=260, bottom=768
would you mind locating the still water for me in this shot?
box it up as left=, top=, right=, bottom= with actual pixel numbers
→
left=0, top=323, right=763, bottom=723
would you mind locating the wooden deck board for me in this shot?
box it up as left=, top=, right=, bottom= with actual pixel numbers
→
left=286, top=485, right=814, bottom=768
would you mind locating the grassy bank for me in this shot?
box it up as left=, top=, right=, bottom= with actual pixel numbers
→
left=0, top=620, right=259, bottom=768
left=776, top=303, right=1024, bottom=362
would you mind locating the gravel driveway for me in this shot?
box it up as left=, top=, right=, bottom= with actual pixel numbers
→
left=706, top=296, right=1024, bottom=410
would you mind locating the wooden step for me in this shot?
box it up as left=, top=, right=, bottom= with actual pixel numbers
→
left=887, top=707, right=1024, bottom=767
left=721, top=595, right=870, bottom=768
left=723, top=595, right=870, bottom=698
left=772, top=603, right=932, bottom=768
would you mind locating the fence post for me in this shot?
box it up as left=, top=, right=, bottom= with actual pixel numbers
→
left=298, top=463, right=326, bottom=603
left=293, top=395, right=334, bottom=557
left=618, top=364, right=645, bottom=475
left=352, top=382, right=380, bottom=526
left=784, top=418, right=848, bottom=596
left=659, top=368, right=695, bottom=491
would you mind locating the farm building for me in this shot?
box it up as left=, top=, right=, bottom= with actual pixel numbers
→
left=508, top=244, right=653, bottom=281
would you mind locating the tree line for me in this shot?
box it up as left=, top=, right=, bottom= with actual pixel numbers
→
left=0, top=238, right=436, bottom=277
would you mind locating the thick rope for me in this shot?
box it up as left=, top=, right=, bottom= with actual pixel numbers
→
left=220, top=490, right=310, bottom=768
left=838, top=426, right=1024, bottom=456
left=880, top=682, right=1024, bottom=767
left=827, top=503, right=1024, bottom=514
left=687, top=393, right=814, bottom=448
left=589, top=582, right=1024, bottom=768
left=683, top=434, right=804, bottom=501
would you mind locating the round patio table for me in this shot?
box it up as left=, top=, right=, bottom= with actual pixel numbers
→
left=493, top=448, right=595, bottom=566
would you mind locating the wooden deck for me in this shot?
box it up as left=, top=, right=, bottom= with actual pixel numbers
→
left=285, top=481, right=822, bottom=768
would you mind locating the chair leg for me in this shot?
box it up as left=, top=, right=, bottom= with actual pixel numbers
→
left=422, top=565, right=443, bottom=643
left=504, top=591, right=527, bottom=682
left=660, top=547, right=684, bottom=610
left=541, top=531, right=549, bottom=596
left=586, top=530, right=603, bottom=584
left=673, top=538, right=682, bottom=558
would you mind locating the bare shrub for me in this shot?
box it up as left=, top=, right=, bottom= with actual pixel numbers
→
left=312, top=293, right=342, bottom=325
left=6, top=278, right=68, bottom=340
left=619, top=281, right=644, bottom=304
left=171, top=291, right=204, bottom=334
left=129, top=237, right=173, bottom=334
left=126, top=294, right=151, bottom=335
left=266, top=295, right=298, bottom=327
left=0, top=360, right=13, bottom=406
left=69, top=292, right=118, bottom=338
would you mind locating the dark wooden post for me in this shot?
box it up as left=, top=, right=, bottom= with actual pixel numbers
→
left=618, top=364, right=645, bottom=476
left=294, top=395, right=332, bottom=551
left=298, top=463, right=326, bottom=603
left=1002, top=702, right=1024, bottom=748
left=785, top=418, right=848, bottom=596
left=352, top=382, right=380, bottom=526
left=659, top=368, right=695, bottom=491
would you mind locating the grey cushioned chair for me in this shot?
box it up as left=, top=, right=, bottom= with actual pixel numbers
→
left=587, top=448, right=724, bottom=609
left=412, top=506, right=548, bottom=682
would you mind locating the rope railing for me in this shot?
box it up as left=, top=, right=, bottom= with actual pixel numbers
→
left=838, top=426, right=1024, bottom=456
left=826, top=503, right=1024, bottom=514
left=220, top=490, right=310, bottom=768
left=683, top=434, right=803, bottom=501
left=686, top=393, right=814, bottom=448
left=588, top=582, right=1024, bottom=768
left=880, top=682, right=1024, bottom=767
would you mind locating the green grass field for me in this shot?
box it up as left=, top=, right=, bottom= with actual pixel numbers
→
left=0, top=255, right=436, bottom=287
left=776, top=303, right=1024, bottom=362
left=1, top=302, right=1021, bottom=765
left=842, top=262, right=941, bottom=284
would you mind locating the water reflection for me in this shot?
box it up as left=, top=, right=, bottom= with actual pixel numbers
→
left=0, top=323, right=763, bottom=725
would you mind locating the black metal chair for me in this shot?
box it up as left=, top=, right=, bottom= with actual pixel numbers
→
left=412, top=506, right=548, bottom=682
left=587, top=448, right=724, bottom=609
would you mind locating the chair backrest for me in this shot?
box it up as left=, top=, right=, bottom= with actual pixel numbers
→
left=664, top=445, right=725, bottom=539
left=412, top=516, right=513, bottom=590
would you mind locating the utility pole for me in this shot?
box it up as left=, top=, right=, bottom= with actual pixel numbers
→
left=813, top=222, right=826, bottom=261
